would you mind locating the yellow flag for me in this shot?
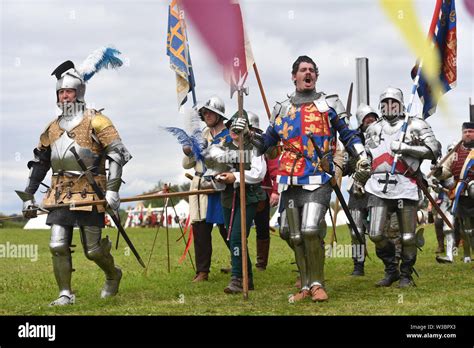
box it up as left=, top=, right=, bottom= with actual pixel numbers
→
left=379, top=0, right=444, bottom=109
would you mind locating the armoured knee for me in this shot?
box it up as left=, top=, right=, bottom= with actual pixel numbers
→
left=279, top=211, right=290, bottom=242
left=289, top=233, right=304, bottom=247
left=463, top=229, right=474, bottom=237
left=301, top=202, right=326, bottom=240
left=402, top=233, right=416, bottom=248
left=369, top=233, right=387, bottom=247
left=85, top=237, right=112, bottom=261
left=49, top=241, right=71, bottom=257
left=302, top=221, right=327, bottom=241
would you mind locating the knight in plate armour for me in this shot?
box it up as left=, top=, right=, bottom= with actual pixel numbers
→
left=21, top=47, right=131, bottom=305
left=364, top=87, right=441, bottom=287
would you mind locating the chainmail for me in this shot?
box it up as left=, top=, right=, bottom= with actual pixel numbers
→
left=290, top=89, right=321, bottom=106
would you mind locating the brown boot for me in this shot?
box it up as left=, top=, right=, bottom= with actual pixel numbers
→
left=289, top=289, right=311, bottom=302
left=192, top=272, right=209, bottom=282
left=256, top=238, right=270, bottom=271
left=310, top=285, right=328, bottom=302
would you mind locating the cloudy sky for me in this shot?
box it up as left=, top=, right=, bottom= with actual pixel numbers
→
left=1, top=0, right=473, bottom=214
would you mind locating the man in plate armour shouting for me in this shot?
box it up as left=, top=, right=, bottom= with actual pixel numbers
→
left=231, top=55, right=370, bottom=302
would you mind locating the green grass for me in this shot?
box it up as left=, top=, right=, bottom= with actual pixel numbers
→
left=0, top=224, right=472, bottom=315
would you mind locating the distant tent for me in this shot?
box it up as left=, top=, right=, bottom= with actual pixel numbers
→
left=124, top=199, right=189, bottom=228
left=24, top=213, right=116, bottom=229
left=23, top=214, right=49, bottom=229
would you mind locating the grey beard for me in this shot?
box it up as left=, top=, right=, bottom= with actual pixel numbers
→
left=290, top=89, right=321, bottom=106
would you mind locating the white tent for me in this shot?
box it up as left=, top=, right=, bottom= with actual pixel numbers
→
left=24, top=213, right=117, bottom=229
left=23, top=214, right=49, bottom=229
left=269, top=208, right=349, bottom=228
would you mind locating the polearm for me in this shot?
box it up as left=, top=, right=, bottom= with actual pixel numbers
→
left=165, top=183, right=171, bottom=273
left=390, top=0, right=443, bottom=174
left=236, top=81, right=250, bottom=300
left=427, top=139, right=462, bottom=178
left=416, top=175, right=454, bottom=230
left=15, top=188, right=217, bottom=214
left=329, top=82, right=354, bottom=248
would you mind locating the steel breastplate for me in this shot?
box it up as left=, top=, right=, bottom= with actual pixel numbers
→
left=50, top=131, right=103, bottom=175
left=369, top=120, right=420, bottom=174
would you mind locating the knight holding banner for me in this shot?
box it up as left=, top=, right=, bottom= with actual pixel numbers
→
left=232, top=56, right=370, bottom=301
left=21, top=47, right=131, bottom=305
left=364, top=87, right=440, bottom=288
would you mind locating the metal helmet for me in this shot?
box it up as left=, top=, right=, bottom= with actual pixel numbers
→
left=199, top=95, right=226, bottom=120
left=379, top=87, right=404, bottom=105
left=51, top=60, right=86, bottom=104
left=247, top=111, right=260, bottom=128
left=355, top=103, right=378, bottom=128
left=379, top=87, right=405, bottom=119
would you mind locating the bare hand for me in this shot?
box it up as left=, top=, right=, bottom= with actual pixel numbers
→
left=269, top=192, right=280, bottom=207
left=216, top=172, right=236, bottom=184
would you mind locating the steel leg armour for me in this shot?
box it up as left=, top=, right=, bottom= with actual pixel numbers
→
left=50, top=225, right=74, bottom=297
left=369, top=206, right=399, bottom=280
left=369, top=205, right=389, bottom=248
left=301, top=202, right=327, bottom=288
left=79, top=226, right=122, bottom=297
left=460, top=217, right=474, bottom=261
left=397, top=205, right=418, bottom=279
left=286, top=203, right=309, bottom=290
left=350, top=209, right=367, bottom=273
left=279, top=210, right=294, bottom=251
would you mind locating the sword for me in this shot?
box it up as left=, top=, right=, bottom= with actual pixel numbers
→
left=306, top=133, right=365, bottom=245
left=69, top=146, right=146, bottom=268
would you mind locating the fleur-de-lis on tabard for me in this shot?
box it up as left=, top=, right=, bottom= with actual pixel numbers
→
left=279, top=122, right=294, bottom=139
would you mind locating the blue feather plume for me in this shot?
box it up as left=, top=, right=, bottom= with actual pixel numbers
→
left=79, top=47, right=123, bottom=82
left=164, top=127, right=204, bottom=161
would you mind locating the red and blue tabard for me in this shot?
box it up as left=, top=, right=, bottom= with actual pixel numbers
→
left=273, top=102, right=336, bottom=185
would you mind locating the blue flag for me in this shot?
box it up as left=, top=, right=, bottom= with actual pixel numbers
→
left=166, top=0, right=196, bottom=108
left=413, top=0, right=457, bottom=119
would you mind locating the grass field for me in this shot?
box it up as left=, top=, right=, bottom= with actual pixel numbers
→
left=0, top=224, right=472, bottom=316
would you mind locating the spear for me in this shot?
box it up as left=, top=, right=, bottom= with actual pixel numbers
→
left=14, top=188, right=217, bottom=218
left=236, top=79, right=250, bottom=300
left=328, top=83, right=353, bottom=249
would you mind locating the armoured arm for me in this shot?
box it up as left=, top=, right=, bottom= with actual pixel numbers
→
left=249, top=125, right=280, bottom=156
left=104, top=139, right=132, bottom=192
left=22, top=146, right=51, bottom=218
left=392, top=118, right=441, bottom=160
left=328, top=108, right=366, bottom=160
left=25, top=146, right=51, bottom=195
